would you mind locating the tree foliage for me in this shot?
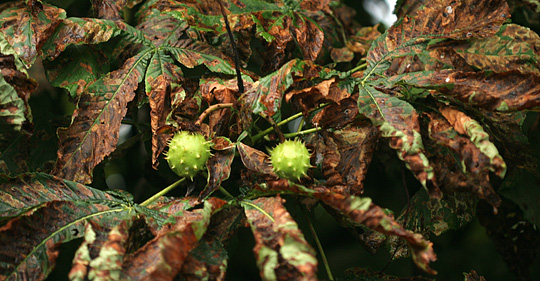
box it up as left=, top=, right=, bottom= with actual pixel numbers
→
left=1, top=0, right=539, bottom=280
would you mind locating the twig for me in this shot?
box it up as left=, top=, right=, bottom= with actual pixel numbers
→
left=216, top=0, right=244, bottom=93
left=195, top=102, right=234, bottom=126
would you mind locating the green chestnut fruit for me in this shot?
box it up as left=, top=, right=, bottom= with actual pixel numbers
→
left=270, top=139, right=311, bottom=181
left=166, top=131, right=212, bottom=179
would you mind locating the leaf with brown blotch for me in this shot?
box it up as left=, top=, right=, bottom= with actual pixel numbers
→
left=450, top=24, right=540, bottom=76
left=91, top=0, right=126, bottom=21
left=364, top=0, right=510, bottom=80
left=43, top=45, right=111, bottom=97
left=121, top=198, right=226, bottom=280
left=0, top=201, right=127, bottom=281
left=285, top=77, right=351, bottom=113
left=52, top=51, right=150, bottom=184
left=145, top=52, right=184, bottom=169
left=292, top=16, right=324, bottom=62
left=318, top=120, right=379, bottom=195
left=239, top=59, right=309, bottom=129
left=243, top=196, right=318, bottom=281
left=0, top=172, right=115, bottom=218
left=200, top=78, right=243, bottom=137
left=426, top=112, right=502, bottom=208
left=0, top=1, right=66, bottom=68
left=200, top=137, right=236, bottom=200
left=311, top=98, right=359, bottom=129
left=42, top=17, right=148, bottom=61
left=237, top=142, right=276, bottom=177
left=439, top=106, right=506, bottom=178
left=404, top=70, right=540, bottom=112
left=0, top=32, right=38, bottom=133
left=358, top=85, right=441, bottom=198
left=398, top=189, right=477, bottom=238
left=69, top=212, right=135, bottom=281
left=262, top=180, right=438, bottom=275
left=179, top=238, right=228, bottom=281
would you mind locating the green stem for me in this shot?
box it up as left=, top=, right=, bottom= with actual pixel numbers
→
left=241, top=200, right=275, bottom=222
left=349, top=62, right=367, bottom=74
left=140, top=177, right=186, bottom=207
left=283, top=127, right=322, bottom=138
left=305, top=210, right=334, bottom=281
left=219, top=186, right=234, bottom=200
left=251, top=103, right=330, bottom=143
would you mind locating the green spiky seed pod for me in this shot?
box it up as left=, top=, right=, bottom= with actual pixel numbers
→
left=166, top=131, right=212, bottom=179
left=270, top=139, right=311, bottom=181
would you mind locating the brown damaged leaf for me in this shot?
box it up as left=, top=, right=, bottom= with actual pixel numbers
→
left=179, top=238, right=228, bottom=281
left=439, top=106, right=506, bottom=178
left=244, top=196, right=318, bottom=281
left=52, top=54, right=145, bottom=184
left=122, top=198, right=226, bottom=280
left=263, top=180, right=437, bottom=275
left=292, top=16, right=324, bottom=62
left=0, top=201, right=118, bottom=281
left=237, top=142, right=276, bottom=177
left=0, top=1, right=65, bottom=67
left=200, top=137, right=236, bottom=200
left=317, top=120, right=379, bottom=195
left=402, top=0, right=510, bottom=40
left=42, top=18, right=131, bottom=60
left=69, top=213, right=135, bottom=281
left=433, top=70, right=540, bottom=112
left=200, top=78, right=242, bottom=137
left=0, top=172, right=115, bottom=217
left=285, top=77, right=351, bottom=113
left=92, top=0, right=125, bottom=20
left=426, top=112, right=501, bottom=207
left=449, top=24, right=540, bottom=76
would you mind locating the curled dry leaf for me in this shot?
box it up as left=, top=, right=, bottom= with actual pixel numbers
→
left=439, top=106, right=506, bottom=178
left=122, top=198, right=226, bottom=280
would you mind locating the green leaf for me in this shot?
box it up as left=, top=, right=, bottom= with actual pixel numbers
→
left=244, top=196, right=318, bottom=281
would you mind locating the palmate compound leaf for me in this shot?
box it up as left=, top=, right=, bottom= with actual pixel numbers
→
left=243, top=196, right=318, bottom=281
left=121, top=198, right=226, bottom=280
left=169, top=0, right=329, bottom=64
left=358, top=0, right=516, bottom=198
left=0, top=172, right=132, bottom=281
left=41, top=17, right=150, bottom=97
left=0, top=1, right=66, bottom=68
left=261, top=180, right=437, bottom=275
